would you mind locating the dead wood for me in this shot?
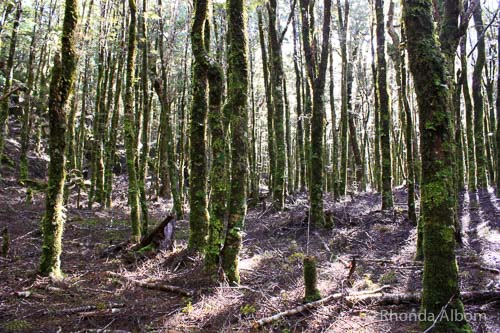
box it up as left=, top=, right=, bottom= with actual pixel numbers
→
left=133, top=214, right=175, bottom=251
left=105, top=271, right=193, bottom=297
left=253, top=286, right=392, bottom=328
left=45, top=303, right=125, bottom=315
left=254, top=288, right=500, bottom=328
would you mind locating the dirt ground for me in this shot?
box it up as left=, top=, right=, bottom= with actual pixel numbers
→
left=1, top=138, right=499, bottom=333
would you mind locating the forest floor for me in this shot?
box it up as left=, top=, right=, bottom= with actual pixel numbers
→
left=1, top=136, right=500, bottom=332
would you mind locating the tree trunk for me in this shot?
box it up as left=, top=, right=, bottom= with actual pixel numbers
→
left=39, top=0, right=78, bottom=278
left=221, top=0, right=248, bottom=284
left=188, top=0, right=211, bottom=252
left=124, top=0, right=141, bottom=243
left=0, top=1, right=21, bottom=174
left=376, top=0, right=393, bottom=210
left=403, top=0, right=472, bottom=331
left=299, top=0, right=332, bottom=226
left=472, top=3, right=488, bottom=188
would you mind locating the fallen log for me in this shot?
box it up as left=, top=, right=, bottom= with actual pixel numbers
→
left=253, top=289, right=500, bottom=328
left=254, top=286, right=391, bottom=328
left=106, top=271, right=193, bottom=297
left=45, top=303, right=125, bottom=315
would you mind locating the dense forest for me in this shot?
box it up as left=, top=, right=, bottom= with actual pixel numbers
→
left=0, top=0, right=499, bottom=332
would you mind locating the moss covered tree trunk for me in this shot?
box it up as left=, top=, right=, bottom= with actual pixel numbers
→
left=461, top=37, right=476, bottom=191
left=0, top=1, right=21, bottom=174
left=39, top=0, right=78, bottom=278
left=267, top=0, right=286, bottom=209
left=257, top=10, right=276, bottom=198
left=329, top=46, right=339, bottom=195
left=124, top=0, right=141, bottom=243
left=292, top=7, right=305, bottom=192
left=403, top=0, right=472, bottom=331
left=337, top=0, right=349, bottom=196
left=387, top=1, right=416, bottom=224
left=472, top=3, right=488, bottom=188
left=376, top=0, right=393, bottom=210
left=154, top=0, right=183, bottom=218
left=138, top=0, right=150, bottom=233
left=20, top=9, right=38, bottom=181
left=188, top=0, right=210, bottom=252
left=220, top=0, right=248, bottom=284
left=497, top=17, right=500, bottom=195
left=299, top=0, right=332, bottom=226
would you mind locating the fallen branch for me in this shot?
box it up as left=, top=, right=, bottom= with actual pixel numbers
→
left=45, top=303, right=125, bottom=315
left=253, top=288, right=500, bottom=328
left=253, top=286, right=391, bottom=328
left=106, top=271, right=193, bottom=297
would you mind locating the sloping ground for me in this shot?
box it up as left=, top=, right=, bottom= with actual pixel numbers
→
left=0, top=137, right=499, bottom=332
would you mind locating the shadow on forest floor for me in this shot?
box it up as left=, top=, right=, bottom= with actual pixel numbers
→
left=0, top=136, right=499, bottom=332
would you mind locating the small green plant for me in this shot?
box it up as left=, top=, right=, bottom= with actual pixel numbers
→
left=379, top=270, right=397, bottom=284
left=240, top=304, right=257, bottom=316
left=287, top=251, right=305, bottom=264
left=2, top=320, right=31, bottom=332
left=181, top=298, right=193, bottom=314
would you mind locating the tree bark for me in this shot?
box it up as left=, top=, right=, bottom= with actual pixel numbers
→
left=403, top=0, right=472, bottom=331
left=39, top=0, right=78, bottom=278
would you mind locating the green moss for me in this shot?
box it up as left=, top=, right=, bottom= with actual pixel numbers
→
left=303, top=255, right=321, bottom=303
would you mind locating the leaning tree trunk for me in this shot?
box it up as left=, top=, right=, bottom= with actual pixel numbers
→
left=39, top=0, right=78, bottom=278
left=403, top=0, right=472, bottom=331
left=375, top=0, right=393, bottom=210
left=221, top=0, right=248, bottom=284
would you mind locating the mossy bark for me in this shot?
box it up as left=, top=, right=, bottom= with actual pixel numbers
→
left=303, top=255, right=321, bottom=302
left=221, top=0, right=248, bottom=285
left=329, top=47, right=339, bottom=195
left=203, top=2, right=226, bottom=274
left=0, top=1, right=21, bottom=175
left=497, top=19, right=500, bottom=195
left=403, top=1, right=472, bottom=331
left=124, top=0, right=141, bottom=243
left=20, top=16, right=38, bottom=181
left=376, top=0, right=393, bottom=210
left=292, top=9, right=305, bottom=192
left=370, top=9, right=381, bottom=193
left=300, top=0, right=332, bottom=227
left=188, top=0, right=211, bottom=252
left=387, top=3, right=416, bottom=224
left=257, top=10, right=276, bottom=197
left=39, top=0, right=78, bottom=278
left=138, top=0, right=150, bottom=233
left=267, top=0, right=286, bottom=210
left=461, top=37, right=476, bottom=191
left=337, top=0, right=349, bottom=196
left=472, top=4, right=488, bottom=189
left=104, top=51, right=124, bottom=208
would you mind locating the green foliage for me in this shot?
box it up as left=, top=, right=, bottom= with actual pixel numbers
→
left=2, top=320, right=31, bottom=332
left=379, top=270, right=397, bottom=284
left=240, top=304, right=257, bottom=316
